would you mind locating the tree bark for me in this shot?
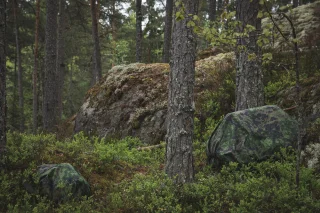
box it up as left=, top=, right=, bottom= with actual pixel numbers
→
left=136, top=0, right=142, bottom=62
left=0, top=0, right=6, bottom=163
left=43, top=0, right=58, bottom=132
left=217, top=0, right=223, bottom=14
left=208, top=0, right=217, bottom=21
left=111, top=0, right=117, bottom=67
left=90, top=0, right=102, bottom=84
left=235, top=0, right=264, bottom=111
left=165, top=0, right=199, bottom=184
left=33, top=0, right=40, bottom=134
left=56, top=0, right=66, bottom=122
left=11, top=54, right=18, bottom=129
left=293, top=0, right=298, bottom=8
left=162, top=0, right=173, bottom=63
left=13, top=0, right=24, bottom=132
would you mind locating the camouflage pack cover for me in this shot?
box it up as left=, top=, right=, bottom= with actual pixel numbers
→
left=38, top=163, right=91, bottom=202
left=207, top=105, right=298, bottom=167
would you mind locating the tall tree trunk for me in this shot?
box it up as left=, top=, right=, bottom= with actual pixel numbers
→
left=90, top=0, right=102, bottom=84
left=11, top=55, right=18, bottom=129
left=293, top=0, right=298, bottom=8
left=68, top=58, right=74, bottom=114
left=136, top=0, right=142, bottom=62
left=0, top=0, right=6, bottom=163
left=208, top=0, right=217, bottom=21
left=43, top=0, right=58, bottom=132
left=33, top=0, right=40, bottom=134
left=162, top=0, right=173, bottom=63
left=235, top=0, right=264, bottom=111
left=13, top=0, right=24, bottom=132
left=217, top=0, right=223, bottom=15
left=111, top=0, right=117, bottom=67
left=56, top=0, right=66, bottom=122
left=165, top=0, right=199, bottom=184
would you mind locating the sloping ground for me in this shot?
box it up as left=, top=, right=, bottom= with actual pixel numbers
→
left=74, top=53, right=235, bottom=144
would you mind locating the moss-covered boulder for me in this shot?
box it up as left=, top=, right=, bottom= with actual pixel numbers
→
left=38, top=163, right=91, bottom=203
left=74, top=53, right=235, bottom=144
left=207, top=105, right=298, bottom=167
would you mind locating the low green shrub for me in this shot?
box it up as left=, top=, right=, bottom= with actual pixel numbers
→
left=107, top=148, right=320, bottom=213
left=1, top=132, right=320, bottom=212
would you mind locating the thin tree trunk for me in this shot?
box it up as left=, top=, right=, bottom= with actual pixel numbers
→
left=90, top=0, right=102, bottom=84
left=12, top=54, right=18, bottom=129
left=0, top=0, right=6, bottom=163
left=111, top=0, right=117, bottom=67
left=235, top=0, right=264, bottom=111
left=162, top=0, right=173, bottom=63
left=13, top=0, right=24, bottom=132
left=280, top=12, right=303, bottom=188
left=43, top=0, right=58, bottom=132
left=217, top=0, right=223, bottom=15
left=208, top=0, right=217, bottom=21
left=33, top=0, right=40, bottom=134
left=136, top=0, right=142, bottom=62
left=165, top=0, right=199, bottom=184
left=68, top=58, right=74, bottom=114
left=56, top=0, right=66, bottom=122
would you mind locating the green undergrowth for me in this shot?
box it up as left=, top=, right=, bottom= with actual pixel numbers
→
left=1, top=132, right=320, bottom=212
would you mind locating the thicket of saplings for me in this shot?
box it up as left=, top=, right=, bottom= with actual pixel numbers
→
left=0, top=128, right=319, bottom=212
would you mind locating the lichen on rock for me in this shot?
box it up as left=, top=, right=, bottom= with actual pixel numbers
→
left=74, top=53, right=236, bottom=144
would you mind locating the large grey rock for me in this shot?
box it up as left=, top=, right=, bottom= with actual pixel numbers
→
left=74, top=53, right=236, bottom=144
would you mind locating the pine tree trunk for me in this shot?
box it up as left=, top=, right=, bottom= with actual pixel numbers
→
left=11, top=56, right=18, bottom=129
left=208, top=0, right=217, bottom=21
left=136, top=0, right=142, bottom=62
left=235, top=0, right=264, bottom=111
left=165, top=0, right=199, bottom=184
left=162, top=0, right=173, bottom=63
left=217, top=0, right=223, bottom=14
left=43, top=0, right=58, bottom=132
left=33, top=0, right=40, bottom=134
left=111, top=0, right=117, bottom=67
left=13, top=0, right=24, bottom=132
left=0, top=0, right=6, bottom=162
left=90, top=0, right=102, bottom=84
left=56, top=0, right=66, bottom=122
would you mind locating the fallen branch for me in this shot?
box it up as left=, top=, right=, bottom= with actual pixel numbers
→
left=137, top=143, right=165, bottom=151
left=283, top=105, right=297, bottom=111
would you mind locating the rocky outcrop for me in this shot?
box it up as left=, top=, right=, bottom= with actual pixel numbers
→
left=72, top=3, right=320, bottom=145
left=74, top=53, right=235, bottom=144
left=262, top=1, right=320, bottom=49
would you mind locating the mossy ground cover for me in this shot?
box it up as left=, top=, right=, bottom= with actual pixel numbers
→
left=1, top=132, right=320, bottom=212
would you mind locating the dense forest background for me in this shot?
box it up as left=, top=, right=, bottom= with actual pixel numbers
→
left=0, top=0, right=320, bottom=212
left=4, top=0, right=317, bottom=133
left=6, top=0, right=167, bottom=132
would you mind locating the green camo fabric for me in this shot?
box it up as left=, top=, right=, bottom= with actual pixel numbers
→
left=207, top=105, right=298, bottom=167
left=38, top=163, right=91, bottom=202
